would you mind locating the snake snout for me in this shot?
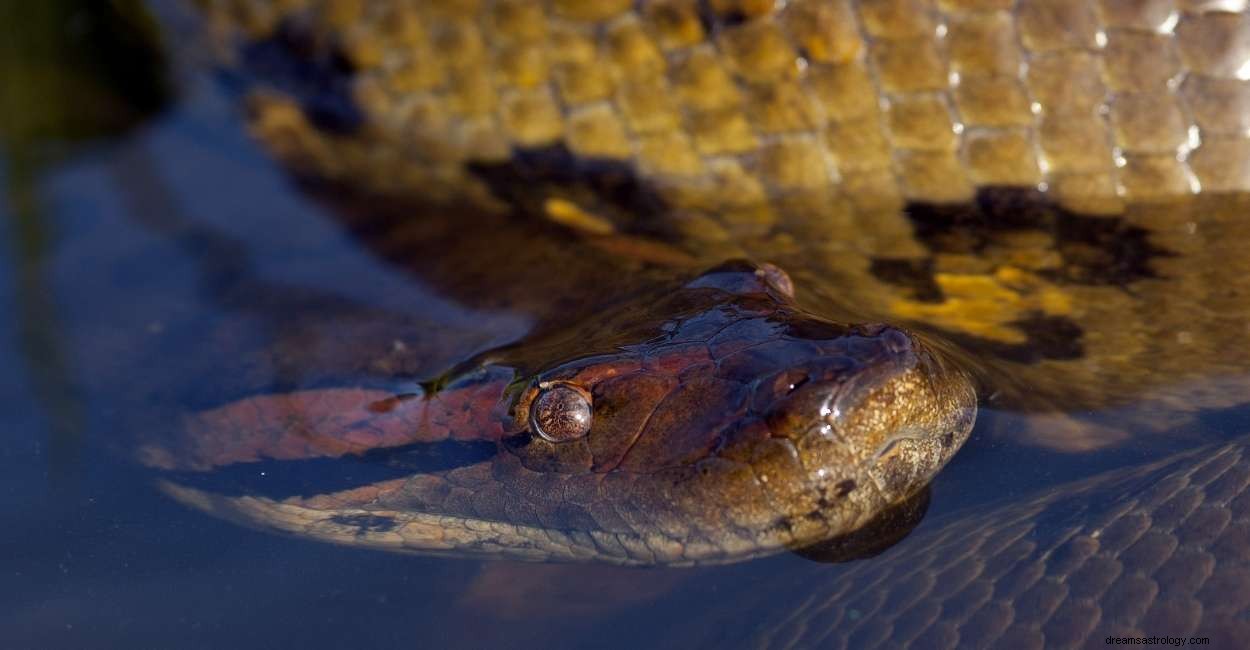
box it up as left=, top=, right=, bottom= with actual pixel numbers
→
left=758, top=327, right=918, bottom=440
left=759, top=326, right=976, bottom=509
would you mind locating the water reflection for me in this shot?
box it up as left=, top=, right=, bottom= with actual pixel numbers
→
left=0, top=0, right=168, bottom=486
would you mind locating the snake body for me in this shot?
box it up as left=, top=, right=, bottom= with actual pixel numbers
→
left=660, top=432, right=1250, bottom=648
left=201, top=0, right=1250, bottom=215
left=196, top=0, right=1250, bottom=428
left=155, top=0, right=1250, bottom=638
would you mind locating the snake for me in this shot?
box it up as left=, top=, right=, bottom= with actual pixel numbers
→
left=140, top=258, right=975, bottom=565
left=148, top=0, right=1250, bottom=641
left=653, top=430, right=1250, bottom=648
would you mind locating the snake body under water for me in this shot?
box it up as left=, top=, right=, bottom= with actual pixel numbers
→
left=656, top=431, right=1250, bottom=648
left=152, top=0, right=1250, bottom=643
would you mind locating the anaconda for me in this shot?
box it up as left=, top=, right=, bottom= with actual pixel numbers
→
left=192, top=0, right=1250, bottom=436
left=146, top=0, right=1250, bottom=639
left=653, top=430, right=1250, bottom=648
left=142, top=257, right=975, bottom=565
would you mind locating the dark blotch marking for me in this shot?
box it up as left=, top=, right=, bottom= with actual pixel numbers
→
left=937, top=313, right=1085, bottom=364
left=835, top=479, right=857, bottom=497
left=468, top=144, right=671, bottom=238
left=1047, top=212, right=1167, bottom=286
left=793, top=487, right=930, bottom=563
left=1010, top=315, right=1084, bottom=361
left=899, top=187, right=1167, bottom=287
left=696, top=0, right=749, bottom=33
left=501, top=431, right=534, bottom=451
left=328, top=514, right=399, bottom=533
left=237, top=19, right=364, bottom=133
left=870, top=258, right=944, bottom=303
left=909, top=187, right=1059, bottom=234
left=867, top=187, right=1171, bottom=364
left=783, top=318, right=858, bottom=342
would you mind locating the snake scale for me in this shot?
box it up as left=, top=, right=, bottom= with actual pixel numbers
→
left=194, top=0, right=1250, bottom=431
left=156, top=0, right=1250, bottom=645
left=655, top=432, right=1250, bottom=648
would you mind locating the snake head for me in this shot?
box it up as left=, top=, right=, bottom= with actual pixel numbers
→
left=148, top=261, right=974, bottom=565
left=491, top=261, right=977, bottom=562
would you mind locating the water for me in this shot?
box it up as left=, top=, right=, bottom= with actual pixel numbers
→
left=0, top=73, right=777, bottom=647
left=4, top=2, right=1250, bottom=648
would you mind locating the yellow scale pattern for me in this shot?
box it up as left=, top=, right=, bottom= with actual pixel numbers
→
left=204, top=0, right=1250, bottom=225
left=197, top=0, right=1250, bottom=450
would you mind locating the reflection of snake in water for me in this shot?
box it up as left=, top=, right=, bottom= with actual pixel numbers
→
left=163, top=0, right=1250, bottom=642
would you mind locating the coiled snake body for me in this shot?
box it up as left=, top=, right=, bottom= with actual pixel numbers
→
left=159, top=0, right=1250, bottom=644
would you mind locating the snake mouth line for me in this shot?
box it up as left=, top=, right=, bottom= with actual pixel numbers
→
left=871, top=428, right=939, bottom=463
left=154, top=479, right=795, bottom=566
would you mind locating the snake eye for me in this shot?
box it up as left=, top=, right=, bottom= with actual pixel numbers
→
left=530, top=383, right=593, bottom=442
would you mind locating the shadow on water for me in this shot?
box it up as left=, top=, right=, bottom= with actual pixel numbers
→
left=0, top=1, right=169, bottom=486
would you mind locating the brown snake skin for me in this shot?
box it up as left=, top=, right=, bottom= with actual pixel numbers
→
left=173, top=0, right=1250, bottom=644
left=199, top=0, right=1250, bottom=214
left=150, top=263, right=977, bottom=566
left=196, top=0, right=1250, bottom=438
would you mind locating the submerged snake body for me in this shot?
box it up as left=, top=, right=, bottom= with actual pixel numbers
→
left=150, top=262, right=974, bottom=564
left=669, top=433, right=1250, bottom=648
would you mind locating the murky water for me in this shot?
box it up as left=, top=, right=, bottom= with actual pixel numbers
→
left=5, top=2, right=1250, bottom=648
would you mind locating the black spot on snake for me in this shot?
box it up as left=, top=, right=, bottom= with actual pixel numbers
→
left=904, top=188, right=1168, bottom=288
left=695, top=0, right=750, bottom=33
left=468, top=144, right=671, bottom=237
left=869, top=258, right=944, bottom=303
left=327, top=514, right=399, bottom=533
left=237, top=19, right=363, bottom=134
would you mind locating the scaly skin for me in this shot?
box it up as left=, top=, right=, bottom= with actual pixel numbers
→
left=661, top=433, right=1250, bottom=648
left=196, top=0, right=1250, bottom=216
left=190, top=0, right=1250, bottom=441
left=154, top=4, right=1250, bottom=638
left=146, top=262, right=975, bottom=565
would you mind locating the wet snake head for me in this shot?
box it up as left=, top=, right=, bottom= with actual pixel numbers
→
left=148, top=261, right=975, bottom=565
left=493, top=261, right=978, bottom=562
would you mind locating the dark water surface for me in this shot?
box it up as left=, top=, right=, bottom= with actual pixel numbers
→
left=4, top=2, right=1250, bottom=649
